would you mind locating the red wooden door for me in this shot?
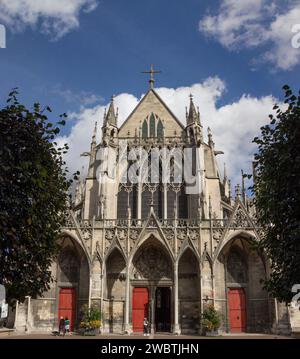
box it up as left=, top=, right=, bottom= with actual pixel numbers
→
left=58, top=288, right=76, bottom=331
left=132, top=287, right=149, bottom=332
left=228, top=288, right=246, bottom=333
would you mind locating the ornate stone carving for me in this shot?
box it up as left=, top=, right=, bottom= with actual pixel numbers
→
left=132, top=245, right=172, bottom=280
left=231, top=208, right=251, bottom=228
left=163, top=228, right=174, bottom=241
left=212, top=219, right=227, bottom=227
left=117, top=228, right=127, bottom=240
left=63, top=211, right=76, bottom=228
left=212, top=228, right=224, bottom=242
left=148, top=216, right=158, bottom=227
left=177, top=229, right=186, bottom=241
left=188, top=229, right=198, bottom=241
left=81, top=227, right=92, bottom=241
left=105, top=229, right=115, bottom=241
left=129, top=228, right=141, bottom=241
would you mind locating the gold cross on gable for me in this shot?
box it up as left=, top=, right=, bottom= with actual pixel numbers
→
left=142, top=64, right=161, bottom=89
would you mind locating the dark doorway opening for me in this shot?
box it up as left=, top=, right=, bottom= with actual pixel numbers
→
left=155, top=287, right=171, bottom=332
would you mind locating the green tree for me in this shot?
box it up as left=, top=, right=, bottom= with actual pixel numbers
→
left=0, top=89, right=78, bottom=302
left=252, top=85, right=300, bottom=303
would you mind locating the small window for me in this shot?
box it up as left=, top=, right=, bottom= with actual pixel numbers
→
left=150, top=113, right=156, bottom=137
left=157, top=119, right=163, bottom=138
left=142, top=119, right=148, bottom=139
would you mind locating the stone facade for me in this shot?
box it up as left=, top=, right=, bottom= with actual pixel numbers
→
left=11, top=81, right=299, bottom=335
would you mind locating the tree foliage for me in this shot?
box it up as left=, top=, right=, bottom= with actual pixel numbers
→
left=253, top=85, right=300, bottom=302
left=202, top=305, right=221, bottom=331
left=0, top=89, right=78, bottom=302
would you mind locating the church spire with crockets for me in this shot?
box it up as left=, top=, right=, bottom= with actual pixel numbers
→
left=185, top=94, right=203, bottom=144
left=104, top=95, right=117, bottom=126
left=187, top=94, right=201, bottom=126
left=102, top=95, right=118, bottom=145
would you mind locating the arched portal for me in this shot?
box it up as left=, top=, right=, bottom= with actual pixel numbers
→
left=215, top=235, right=270, bottom=333
left=178, top=248, right=200, bottom=334
left=56, top=236, right=90, bottom=331
left=131, top=236, right=173, bottom=333
left=105, top=248, right=126, bottom=333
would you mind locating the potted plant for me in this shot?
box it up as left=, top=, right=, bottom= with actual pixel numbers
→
left=79, top=304, right=101, bottom=336
left=201, top=305, right=221, bottom=336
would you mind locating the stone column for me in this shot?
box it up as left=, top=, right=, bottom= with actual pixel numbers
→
left=14, top=300, right=19, bottom=330
left=150, top=286, right=155, bottom=334
left=173, top=262, right=181, bottom=334
left=100, top=265, right=105, bottom=333
left=124, top=265, right=131, bottom=334
left=137, top=181, right=142, bottom=223
left=88, top=274, right=92, bottom=309
left=199, top=272, right=203, bottom=334
left=25, top=296, right=31, bottom=332
left=163, top=184, right=167, bottom=220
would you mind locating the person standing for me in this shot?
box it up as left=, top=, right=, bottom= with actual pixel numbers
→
left=59, top=317, right=65, bottom=336
left=64, top=317, right=70, bottom=336
left=143, top=317, right=149, bottom=336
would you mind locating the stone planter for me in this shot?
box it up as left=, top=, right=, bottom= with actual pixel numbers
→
left=78, top=327, right=99, bottom=336
left=83, top=328, right=99, bottom=336
left=204, top=329, right=220, bottom=337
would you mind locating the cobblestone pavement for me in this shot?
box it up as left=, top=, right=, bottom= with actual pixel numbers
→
left=0, top=332, right=294, bottom=339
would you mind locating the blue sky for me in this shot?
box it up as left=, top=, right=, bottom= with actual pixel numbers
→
left=0, top=0, right=299, bottom=184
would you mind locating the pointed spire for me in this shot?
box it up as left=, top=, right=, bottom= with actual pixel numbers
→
left=241, top=169, right=247, bottom=204
left=224, top=162, right=227, bottom=181
left=207, top=127, right=214, bottom=147
left=104, top=95, right=117, bottom=126
left=228, top=179, right=232, bottom=202
left=187, top=94, right=200, bottom=126
left=235, top=183, right=241, bottom=200
left=92, top=121, right=97, bottom=145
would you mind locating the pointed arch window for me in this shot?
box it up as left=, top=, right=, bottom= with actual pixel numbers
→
left=142, top=119, right=148, bottom=139
left=150, top=113, right=156, bottom=137
left=157, top=119, right=163, bottom=139
left=227, top=249, right=247, bottom=283
left=59, top=249, right=79, bottom=283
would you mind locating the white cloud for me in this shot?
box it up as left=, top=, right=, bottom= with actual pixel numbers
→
left=56, top=93, right=138, bottom=178
left=58, top=78, right=278, bottom=189
left=51, top=85, right=103, bottom=107
left=199, top=0, right=300, bottom=70
left=0, top=0, right=98, bottom=39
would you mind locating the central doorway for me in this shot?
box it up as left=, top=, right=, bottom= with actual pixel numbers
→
left=155, top=287, right=171, bottom=332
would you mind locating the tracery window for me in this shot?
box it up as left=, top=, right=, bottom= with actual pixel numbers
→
left=59, top=249, right=79, bottom=283
left=141, top=113, right=164, bottom=139
left=227, top=248, right=247, bottom=283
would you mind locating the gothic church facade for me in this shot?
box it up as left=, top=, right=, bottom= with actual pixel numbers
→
left=12, top=76, right=298, bottom=335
